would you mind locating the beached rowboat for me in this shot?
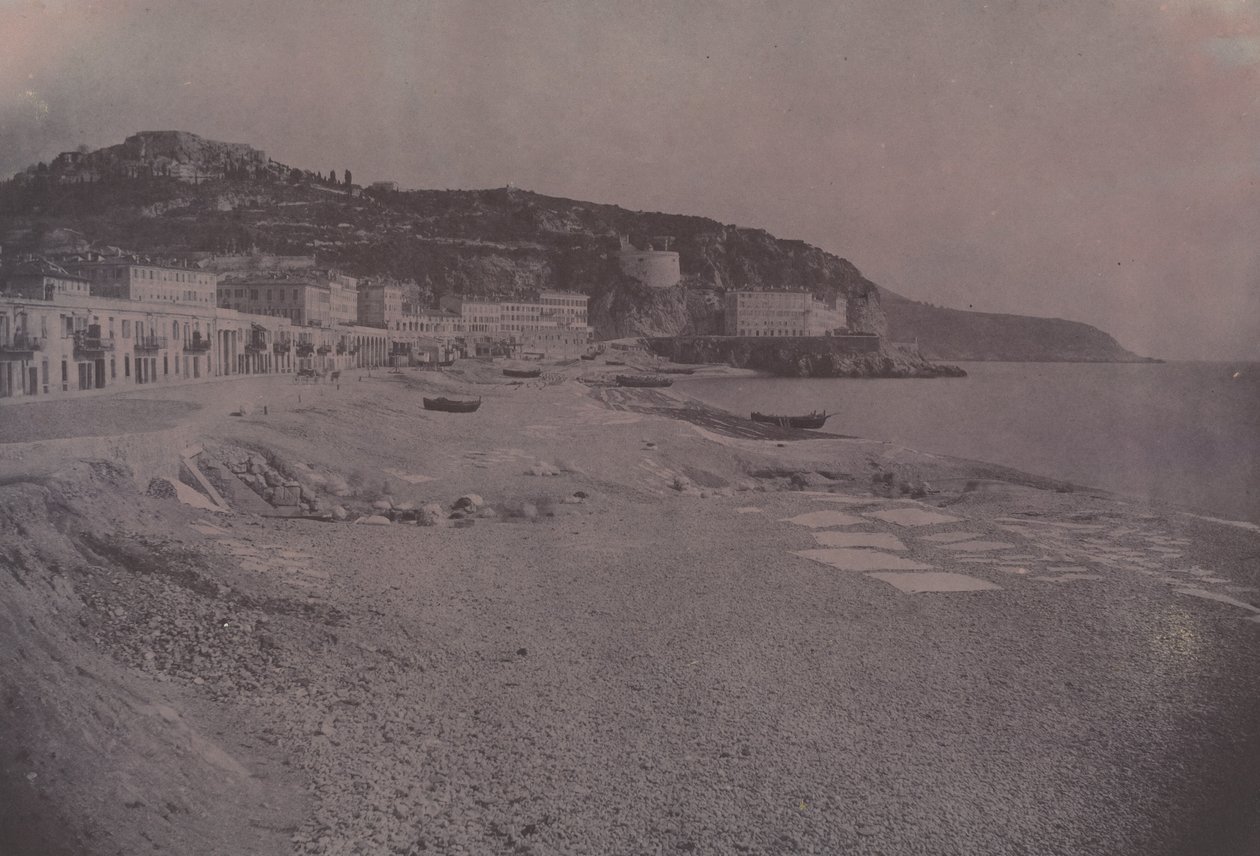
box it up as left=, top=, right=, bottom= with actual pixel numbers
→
left=616, top=375, right=673, bottom=388
left=750, top=410, right=833, bottom=429
left=423, top=396, right=482, bottom=413
left=503, top=367, right=542, bottom=378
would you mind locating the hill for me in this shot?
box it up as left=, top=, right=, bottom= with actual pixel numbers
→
left=881, top=291, right=1154, bottom=362
left=2, top=130, right=1147, bottom=359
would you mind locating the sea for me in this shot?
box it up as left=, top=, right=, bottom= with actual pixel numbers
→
left=676, top=361, right=1260, bottom=526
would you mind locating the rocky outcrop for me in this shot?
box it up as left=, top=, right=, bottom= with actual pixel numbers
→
left=647, top=336, right=966, bottom=378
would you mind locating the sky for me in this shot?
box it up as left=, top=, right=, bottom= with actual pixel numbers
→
left=2, top=0, right=1258, bottom=360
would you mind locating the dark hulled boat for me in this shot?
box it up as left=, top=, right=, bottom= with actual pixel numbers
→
left=503, top=367, right=542, bottom=378
left=750, top=410, right=833, bottom=430
left=423, top=396, right=482, bottom=413
left=616, top=375, right=673, bottom=388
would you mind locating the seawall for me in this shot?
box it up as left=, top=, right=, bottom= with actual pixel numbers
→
left=645, top=336, right=965, bottom=378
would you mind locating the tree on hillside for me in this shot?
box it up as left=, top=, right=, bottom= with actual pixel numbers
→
left=344, top=169, right=352, bottom=186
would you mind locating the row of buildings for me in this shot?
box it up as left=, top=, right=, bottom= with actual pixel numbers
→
left=0, top=253, right=593, bottom=403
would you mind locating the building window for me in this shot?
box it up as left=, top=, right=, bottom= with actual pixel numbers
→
left=124, top=355, right=130, bottom=378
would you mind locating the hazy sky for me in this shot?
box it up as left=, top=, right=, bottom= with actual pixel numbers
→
left=3, top=0, right=1258, bottom=359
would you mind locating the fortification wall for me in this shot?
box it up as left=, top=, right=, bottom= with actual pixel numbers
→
left=645, top=335, right=965, bottom=378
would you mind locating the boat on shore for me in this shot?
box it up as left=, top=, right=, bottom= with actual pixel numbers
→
left=503, top=367, right=542, bottom=379
left=750, top=410, right=834, bottom=430
left=616, top=375, right=673, bottom=388
left=658, top=367, right=696, bottom=375
left=437, top=358, right=455, bottom=367
left=579, top=353, right=597, bottom=360
left=423, top=396, right=482, bottom=413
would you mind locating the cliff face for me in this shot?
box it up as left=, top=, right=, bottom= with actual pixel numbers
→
left=646, top=336, right=966, bottom=378
left=882, top=293, right=1151, bottom=362
left=0, top=131, right=1147, bottom=360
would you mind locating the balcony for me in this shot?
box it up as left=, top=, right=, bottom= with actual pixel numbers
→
left=134, top=335, right=168, bottom=352
left=184, top=334, right=212, bottom=353
left=0, top=333, right=43, bottom=359
left=245, top=336, right=268, bottom=353
left=273, top=338, right=292, bottom=355
left=73, top=330, right=116, bottom=358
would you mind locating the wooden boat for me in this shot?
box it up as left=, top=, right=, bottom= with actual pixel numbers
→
left=423, top=396, right=482, bottom=413
left=658, top=367, right=696, bottom=375
left=604, top=359, right=626, bottom=366
left=616, top=375, right=673, bottom=388
left=437, top=358, right=455, bottom=367
left=750, top=410, right=833, bottom=430
left=502, top=367, right=542, bottom=378
left=579, top=353, right=597, bottom=360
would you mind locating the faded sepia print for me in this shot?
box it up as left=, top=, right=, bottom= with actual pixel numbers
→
left=2, top=2, right=1258, bottom=854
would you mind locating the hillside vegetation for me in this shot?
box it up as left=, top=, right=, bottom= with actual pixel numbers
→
left=2, top=131, right=1148, bottom=359
left=882, top=292, right=1153, bottom=362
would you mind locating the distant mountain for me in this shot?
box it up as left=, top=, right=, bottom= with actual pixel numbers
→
left=882, top=291, right=1154, bottom=362
left=1, top=130, right=1149, bottom=360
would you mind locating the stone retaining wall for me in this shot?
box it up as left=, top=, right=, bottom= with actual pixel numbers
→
left=0, top=425, right=196, bottom=486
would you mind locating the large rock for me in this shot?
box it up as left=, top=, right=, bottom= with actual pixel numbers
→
left=417, top=503, right=446, bottom=526
left=355, top=515, right=392, bottom=526
left=453, top=494, right=484, bottom=511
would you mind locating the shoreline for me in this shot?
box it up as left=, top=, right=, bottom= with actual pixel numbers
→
left=3, top=364, right=1260, bottom=855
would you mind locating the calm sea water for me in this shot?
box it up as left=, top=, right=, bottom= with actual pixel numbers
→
left=677, top=361, right=1260, bottom=525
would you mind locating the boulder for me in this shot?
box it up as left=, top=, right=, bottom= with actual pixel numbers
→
left=453, top=494, right=484, bottom=510
left=248, top=455, right=267, bottom=474
left=332, top=505, right=348, bottom=521
left=355, top=515, right=392, bottom=526
left=372, top=499, right=393, bottom=512
left=417, top=503, right=446, bottom=526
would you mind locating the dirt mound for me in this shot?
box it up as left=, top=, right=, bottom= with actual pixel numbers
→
left=0, top=462, right=304, bottom=856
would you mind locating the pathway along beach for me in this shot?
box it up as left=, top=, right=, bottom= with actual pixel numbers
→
left=2, top=359, right=1258, bottom=856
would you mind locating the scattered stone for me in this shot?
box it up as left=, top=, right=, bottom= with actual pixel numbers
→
left=355, top=515, right=392, bottom=526
left=672, top=475, right=694, bottom=492
left=145, top=478, right=178, bottom=499
left=372, top=499, right=393, bottom=512
left=454, top=494, right=485, bottom=510
left=573, top=490, right=589, bottom=499
left=478, top=507, right=497, bottom=518
left=449, top=510, right=467, bottom=520
left=417, top=503, right=445, bottom=526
